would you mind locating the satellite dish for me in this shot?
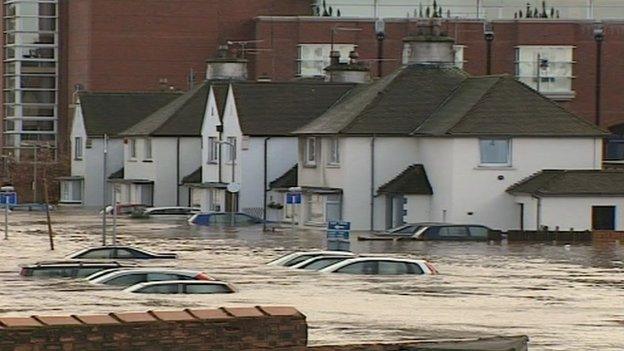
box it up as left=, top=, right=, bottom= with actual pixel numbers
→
left=227, top=183, right=241, bottom=193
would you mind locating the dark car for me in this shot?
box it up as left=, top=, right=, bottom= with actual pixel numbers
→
left=188, top=212, right=263, bottom=227
left=66, top=246, right=178, bottom=260
left=19, top=260, right=130, bottom=278
left=375, top=223, right=502, bottom=241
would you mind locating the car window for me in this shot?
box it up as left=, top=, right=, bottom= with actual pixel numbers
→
left=211, top=213, right=231, bottom=224
left=438, top=226, right=469, bottom=237
left=235, top=214, right=257, bottom=224
left=468, top=226, right=489, bottom=239
left=184, top=284, right=232, bottom=294
left=284, top=254, right=317, bottom=267
left=116, top=249, right=150, bottom=259
left=407, top=263, right=424, bottom=275
left=389, top=225, right=418, bottom=235
left=138, top=284, right=180, bottom=294
left=336, top=261, right=377, bottom=274
left=77, top=248, right=112, bottom=259
left=301, top=257, right=349, bottom=270
left=106, top=273, right=148, bottom=286
left=76, top=267, right=111, bottom=278
left=378, top=261, right=409, bottom=275
left=146, top=273, right=187, bottom=281
left=31, top=267, right=73, bottom=277
left=148, top=209, right=165, bottom=215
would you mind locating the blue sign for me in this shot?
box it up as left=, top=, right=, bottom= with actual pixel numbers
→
left=0, top=192, right=17, bottom=205
left=286, top=193, right=301, bottom=204
left=327, top=221, right=350, bottom=231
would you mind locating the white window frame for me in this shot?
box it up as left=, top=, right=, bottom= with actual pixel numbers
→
left=129, top=138, right=137, bottom=159
left=327, top=137, right=340, bottom=165
left=515, top=45, right=575, bottom=97
left=453, top=45, right=466, bottom=69
left=207, top=137, right=218, bottom=164
left=479, top=138, right=512, bottom=167
left=74, top=136, right=82, bottom=160
left=226, top=136, right=237, bottom=163
left=305, top=137, right=316, bottom=166
left=297, top=43, right=355, bottom=77
left=144, top=137, right=152, bottom=160
left=60, top=180, right=82, bottom=204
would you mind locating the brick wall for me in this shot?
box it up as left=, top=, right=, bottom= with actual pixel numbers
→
left=0, top=306, right=307, bottom=351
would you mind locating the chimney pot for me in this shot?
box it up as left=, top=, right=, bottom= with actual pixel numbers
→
left=348, top=50, right=359, bottom=64
left=329, top=50, right=341, bottom=66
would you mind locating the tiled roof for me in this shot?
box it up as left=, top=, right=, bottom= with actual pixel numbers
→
left=377, top=164, right=433, bottom=195
left=270, top=165, right=298, bottom=189
left=296, top=65, right=607, bottom=137
left=507, top=169, right=624, bottom=196
left=78, top=92, right=180, bottom=137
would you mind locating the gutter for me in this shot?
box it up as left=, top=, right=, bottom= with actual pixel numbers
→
left=370, top=135, right=376, bottom=231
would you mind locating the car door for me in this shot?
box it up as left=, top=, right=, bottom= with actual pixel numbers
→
left=436, top=226, right=470, bottom=241
left=335, top=261, right=378, bottom=274
left=78, top=248, right=114, bottom=259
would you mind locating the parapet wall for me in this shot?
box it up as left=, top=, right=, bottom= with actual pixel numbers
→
left=0, top=306, right=307, bottom=351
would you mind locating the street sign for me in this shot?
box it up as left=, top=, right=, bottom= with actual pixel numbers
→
left=286, top=192, right=301, bottom=204
left=327, top=221, right=351, bottom=252
left=0, top=192, right=17, bottom=205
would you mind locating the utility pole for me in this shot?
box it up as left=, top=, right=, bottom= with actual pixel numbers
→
left=42, top=158, right=54, bottom=250
left=102, top=134, right=108, bottom=246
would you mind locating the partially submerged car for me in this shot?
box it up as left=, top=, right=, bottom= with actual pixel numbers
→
left=189, top=212, right=263, bottom=227
left=124, top=280, right=235, bottom=294
left=360, top=223, right=502, bottom=241
left=290, top=255, right=355, bottom=270
left=90, top=269, right=213, bottom=287
left=19, top=260, right=130, bottom=278
left=67, top=246, right=178, bottom=260
left=138, top=207, right=200, bottom=218
left=319, top=257, right=438, bottom=275
left=267, top=251, right=356, bottom=267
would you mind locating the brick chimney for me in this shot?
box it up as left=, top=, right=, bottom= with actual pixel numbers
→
left=324, top=50, right=371, bottom=84
left=205, top=44, right=248, bottom=81
left=402, top=19, right=455, bottom=66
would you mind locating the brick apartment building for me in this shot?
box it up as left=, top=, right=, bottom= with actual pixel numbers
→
left=2, top=0, right=624, bottom=200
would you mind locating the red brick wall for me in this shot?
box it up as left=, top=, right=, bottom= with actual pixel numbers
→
left=254, top=18, right=624, bottom=129
left=0, top=306, right=307, bottom=351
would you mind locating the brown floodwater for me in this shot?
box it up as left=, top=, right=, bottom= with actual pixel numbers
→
left=0, top=209, right=622, bottom=350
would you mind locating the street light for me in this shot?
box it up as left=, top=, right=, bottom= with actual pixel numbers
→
left=483, top=22, right=494, bottom=75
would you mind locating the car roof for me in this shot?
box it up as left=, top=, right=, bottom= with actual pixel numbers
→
left=145, top=207, right=199, bottom=211
left=22, top=262, right=124, bottom=268
left=331, top=257, right=427, bottom=265
left=97, top=268, right=200, bottom=277
left=68, top=246, right=155, bottom=256
left=125, top=280, right=230, bottom=290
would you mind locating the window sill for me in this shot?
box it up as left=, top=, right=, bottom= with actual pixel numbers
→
left=303, top=163, right=317, bottom=168
left=74, top=158, right=83, bottom=161
left=128, top=159, right=138, bottom=162
left=224, top=161, right=237, bottom=165
left=326, top=163, right=341, bottom=168
left=142, top=159, right=153, bottom=163
left=474, top=165, right=515, bottom=171
left=206, top=161, right=218, bottom=165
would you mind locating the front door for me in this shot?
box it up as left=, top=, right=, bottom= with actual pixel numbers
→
left=592, top=206, right=616, bottom=230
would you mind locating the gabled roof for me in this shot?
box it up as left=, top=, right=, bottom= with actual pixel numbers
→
left=296, top=65, right=607, bottom=137
left=378, top=164, right=433, bottom=195
left=270, top=165, right=298, bottom=189
left=78, top=92, right=180, bottom=137
left=231, top=82, right=353, bottom=136
left=181, top=167, right=201, bottom=184
left=108, top=167, right=124, bottom=180
left=507, top=169, right=624, bottom=196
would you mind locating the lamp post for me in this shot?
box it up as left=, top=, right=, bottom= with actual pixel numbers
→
left=215, top=140, right=238, bottom=224
left=375, top=19, right=385, bottom=77
left=1, top=185, right=14, bottom=239
left=594, top=23, right=604, bottom=126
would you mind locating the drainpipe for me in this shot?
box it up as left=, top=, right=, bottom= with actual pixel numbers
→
left=484, top=22, right=494, bottom=75
left=370, top=135, right=376, bottom=231
left=532, top=195, right=542, bottom=231
left=594, top=24, right=604, bottom=126
left=263, top=137, right=272, bottom=231
left=176, top=137, right=180, bottom=206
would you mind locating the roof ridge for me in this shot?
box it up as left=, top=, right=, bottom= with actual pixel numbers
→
left=443, top=76, right=502, bottom=134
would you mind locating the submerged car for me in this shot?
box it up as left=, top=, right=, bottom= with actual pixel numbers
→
left=290, top=255, right=354, bottom=270
left=267, top=251, right=356, bottom=267
left=67, top=246, right=178, bottom=260
left=139, top=207, right=200, bottom=218
left=124, top=280, right=235, bottom=294
left=20, top=260, right=130, bottom=278
left=319, top=257, right=438, bottom=275
left=188, top=212, right=263, bottom=227
left=372, top=223, right=502, bottom=241
left=90, top=269, right=213, bottom=287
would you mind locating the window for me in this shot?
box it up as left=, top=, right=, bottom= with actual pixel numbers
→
left=144, top=137, right=152, bottom=160
left=592, top=206, right=616, bottom=230
left=74, top=137, right=82, bottom=160
left=297, top=44, right=355, bottom=77
left=453, top=45, right=466, bottom=69
left=438, top=226, right=469, bottom=238
left=227, top=136, right=236, bottom=162
left=139, top=284, right=180, bottom=294
left=106, top=274, right=147, bottom=286
left=515, top=46, right=574, bottom=95
left=336, top=261, right=377, bottom=274
left=305, top=137, right=316, bottom=166
left=60, top=180, right=82, bottom=203
left=468, top=226, right=489, bottom=239
left=328, top=137, right=340, bottom=165
left=207, top=137, right=218, bottom=163
left=479, top=139, right=511, bottom=166
left=77, top=249, right=112, bottom=259
left=129, top=138, right=137, bottom=159
left=184, top=283, right=233, bottom=294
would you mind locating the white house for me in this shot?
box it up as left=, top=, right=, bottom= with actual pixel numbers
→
left=292, top=22, right=608, bottom=231
left=195, top=80, right=353, bottom=220
left=113, top=83, right=210, bottom=207
left=61, top=92, right=179, bottom=207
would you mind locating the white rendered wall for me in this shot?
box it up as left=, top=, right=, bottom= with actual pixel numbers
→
left=540, top=197, right=624, bottom=231
left=405, top=195, right=432, bottom=223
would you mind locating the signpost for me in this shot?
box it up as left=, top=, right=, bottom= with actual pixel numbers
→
left=0, top=186, right=17, bottom=240
left=327, top=220, right=351, bottom=252
left=287, top=187, right=302, bottom=234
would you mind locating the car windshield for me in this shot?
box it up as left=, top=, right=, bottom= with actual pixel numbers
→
left=387, top=225, right=421, bottom=235
left=300, top=257, right=350, bottom=270
left=284, top=254, right=318, bottom=267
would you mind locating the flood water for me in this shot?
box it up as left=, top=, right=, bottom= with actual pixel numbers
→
left=0, top=209, right=623, bottom=350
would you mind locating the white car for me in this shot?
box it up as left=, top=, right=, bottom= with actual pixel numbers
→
left=124, top=280, right=235, bottom=294
left=319, top=257, right=438, bottom=275
left=267, top=251, right=356, bottom=267
left=141, top=207, right=200, bottom=218
left=90, top=268, right=214, bottom=287
left=290, top=255, right=354, bottom=270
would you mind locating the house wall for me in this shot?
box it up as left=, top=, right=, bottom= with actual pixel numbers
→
left=201, top=86, right=222, bottom=184
left=540, top=197, right=624, bottom=231
left=446, top=137, right=602, bottom=230
left=124, top=137, right=201, bottom=207
left=405, top=195, right=432, bottom=224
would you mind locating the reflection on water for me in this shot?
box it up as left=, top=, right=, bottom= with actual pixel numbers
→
left=0, top=210, right=623, bottom=350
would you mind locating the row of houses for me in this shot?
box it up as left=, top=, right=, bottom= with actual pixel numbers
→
left=61, top=21, right=624, bottom=232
